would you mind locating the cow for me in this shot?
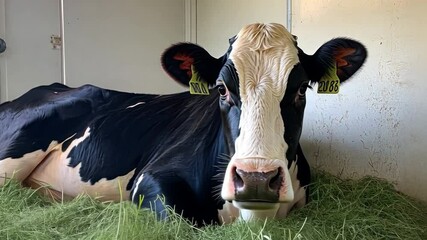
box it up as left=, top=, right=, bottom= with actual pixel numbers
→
left=0, top=23, right=367, bottom=225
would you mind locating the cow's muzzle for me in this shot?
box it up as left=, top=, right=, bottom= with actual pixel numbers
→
left=233, top=167, right=282, bottom=203
left=221, top=158, right=294, bottom=206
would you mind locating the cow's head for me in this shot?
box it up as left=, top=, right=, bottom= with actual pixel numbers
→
left=162, top=23, right=367, bottom=220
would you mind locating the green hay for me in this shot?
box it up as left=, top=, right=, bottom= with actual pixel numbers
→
left=0, top=172, right=425, bottom=240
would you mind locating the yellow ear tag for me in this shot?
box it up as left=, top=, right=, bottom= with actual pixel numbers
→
left=189, top=65, right=210, bottom=95
left=317, top=64, right=340, bottom=94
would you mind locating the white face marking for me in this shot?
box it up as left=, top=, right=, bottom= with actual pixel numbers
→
left=126, top=102, right=145, bottom=109
left=232, top=23, right=298, bottom=162
left=221, top=23, right=299, bottom=207
left=276, top=159, right=306, bottom=218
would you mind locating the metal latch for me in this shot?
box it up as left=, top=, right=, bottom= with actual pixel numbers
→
left=50, top=35, right=62, bottom=49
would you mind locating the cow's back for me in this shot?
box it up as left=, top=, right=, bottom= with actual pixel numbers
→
left=0, top=83, right=156, bottom=188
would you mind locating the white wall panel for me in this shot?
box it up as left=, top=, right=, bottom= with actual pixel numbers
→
left=196, top=0, right=427, bottom=202
left=293, top=0, right=427, bottom=202
left=196, top=0, right=286, bottom=57
left=0, top=0, right=61, bottom=101
left=64, top=0, right=187, bottom=94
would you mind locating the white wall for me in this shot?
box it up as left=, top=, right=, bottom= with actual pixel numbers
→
left=64, top=0, right=187, bottom=94
left=196, top=0, right=286, bottom=57
left=293, top=0, right=427, bottom=202
left=0, top=0, right=187, bottom=102
left=0, top=0, right=5, bottom=102
left=0, top=0, right=61, bottom=101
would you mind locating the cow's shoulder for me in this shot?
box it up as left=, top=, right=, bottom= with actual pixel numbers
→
left=63, top=92, right=188, bottom=186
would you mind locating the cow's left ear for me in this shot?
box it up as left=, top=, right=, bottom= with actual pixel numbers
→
left=161, top=43, right=226, bottom=87
left=298, top=38, right=367, bottom=83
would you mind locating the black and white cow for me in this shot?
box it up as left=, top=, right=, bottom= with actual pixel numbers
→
left=0, top=23, right=367, bottom=225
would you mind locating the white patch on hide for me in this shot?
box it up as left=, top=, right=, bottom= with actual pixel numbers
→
left=0, top=141, right=59, bottom=186
left=126, top=102, right=145, bottom=109
left=25, top=127, right=135, bottom=202
left=132, top=174, right=144, bottom=202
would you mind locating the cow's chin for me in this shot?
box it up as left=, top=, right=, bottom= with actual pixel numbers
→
left=233, top=201, right=280, bottom=221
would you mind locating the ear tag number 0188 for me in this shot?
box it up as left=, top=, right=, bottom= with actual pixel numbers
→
left=189, top=65, right=209, bottom=95
left=317, top=64, right=340, bottom=94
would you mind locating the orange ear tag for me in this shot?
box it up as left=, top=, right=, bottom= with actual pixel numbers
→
left=189, top=65, right=210, bottom=95
left=317, top=64, right=340, bottom=94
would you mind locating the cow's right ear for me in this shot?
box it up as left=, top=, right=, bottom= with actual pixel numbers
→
left=298, top=38, right=367, bottom=83
left=161, top=43, right=226, bottom=87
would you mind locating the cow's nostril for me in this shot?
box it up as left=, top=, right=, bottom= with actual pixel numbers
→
left=233, top=167, right=244, bottom=189
left=268, top=168, right=282, bottom=192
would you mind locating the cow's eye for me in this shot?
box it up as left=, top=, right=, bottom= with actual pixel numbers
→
left=298, top=82, right=310, bottom=96
left=218, top=85, right=227, bottom=96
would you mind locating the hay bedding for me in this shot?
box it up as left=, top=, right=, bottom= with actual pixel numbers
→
left=0, top=172, right=425, bottom=240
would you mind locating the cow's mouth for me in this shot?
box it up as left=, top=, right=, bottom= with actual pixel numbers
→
left=232, top=201, right=279, bottom=210
left=232, top=201, right=280, bottom=221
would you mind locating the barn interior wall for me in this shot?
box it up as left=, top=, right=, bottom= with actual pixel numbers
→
left=0, top=0, right=187, bottom=102
left=196, top=0, right=287, bottom=57
left=0, top=0, right=61, bottom=101
left=293, top=0, right=427, bottom=202
left=63, top=0, right=187, bottom=94
left=0, top=0, right=5, bottom=102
